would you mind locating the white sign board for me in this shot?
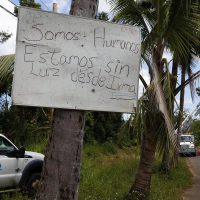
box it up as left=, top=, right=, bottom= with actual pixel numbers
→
left=12, top=7, right=141, bottom=113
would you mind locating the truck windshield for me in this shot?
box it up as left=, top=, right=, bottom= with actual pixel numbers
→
left=180, top=136, right=193, bottom=142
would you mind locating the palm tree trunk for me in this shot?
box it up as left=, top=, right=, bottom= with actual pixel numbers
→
left=36, top=110, right=85, bottom=200
left=128, top=133, right=158, bottom=200
left=177, top=66, right=186, bottom=133
left=161, top=59, right=178, bottom=171
left=171, top=60, right=178, bottom=101
left=169, top=60, right=179, bottom=168
left=70, top=0, right=99, bottom=18
left=128, top=47, right=162, bottom=199
left=128, top=46, right=177, bottom=199
left=37, top=1, right=98, bottom=200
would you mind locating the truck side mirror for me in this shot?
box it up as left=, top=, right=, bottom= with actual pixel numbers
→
left=7, top=147, right=25, bottom=158
left=17, top=147, right=25, bottom=158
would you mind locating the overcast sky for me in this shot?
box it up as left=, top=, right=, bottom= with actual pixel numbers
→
left=0, top=0, right=199, bottom=113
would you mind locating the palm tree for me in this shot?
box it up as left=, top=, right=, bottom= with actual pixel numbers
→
left=110, top=0, right=200, bottom=199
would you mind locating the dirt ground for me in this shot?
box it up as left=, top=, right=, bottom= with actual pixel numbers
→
left=182, top=157, right=200, bottom=200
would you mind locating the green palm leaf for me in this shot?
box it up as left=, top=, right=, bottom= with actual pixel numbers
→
left=0, top=54, right=15, bottom=81
left=0, top=54, right=15, bottom=94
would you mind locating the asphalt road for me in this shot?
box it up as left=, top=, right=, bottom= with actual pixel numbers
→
left=182, top=156, right=200, bottom=200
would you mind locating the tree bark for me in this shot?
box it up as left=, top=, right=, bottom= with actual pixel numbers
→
left=70, top=0, right=99, bottom=18
left=171, top=60, right=178, bottom=100
left=37, top=1, right=99, bottom=200
left=36, top=109, right=85, bottom=200
left=128, top=133, right=158, bottom=200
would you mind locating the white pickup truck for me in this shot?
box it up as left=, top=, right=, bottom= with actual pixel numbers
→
left=0, top=134, right=44, bottom=194
left=179, top=134, right=196, bottom=156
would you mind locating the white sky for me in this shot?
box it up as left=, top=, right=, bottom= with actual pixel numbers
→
left=0, top=0, right=17, bottom=55
left=0, top=0, right=199, bottom=113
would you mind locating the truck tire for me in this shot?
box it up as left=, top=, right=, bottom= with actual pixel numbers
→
left=26, top=172, right=41, bottom=196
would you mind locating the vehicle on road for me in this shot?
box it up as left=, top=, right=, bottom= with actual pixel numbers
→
left=0, top=133, right=44, bottom=194
left=179, top=134, right=196, bottom=156
left=177, top=103, right=200, bottom=157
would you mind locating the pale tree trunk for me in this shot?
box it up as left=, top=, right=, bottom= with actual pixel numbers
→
left=36, top=1, right=98, bottom=200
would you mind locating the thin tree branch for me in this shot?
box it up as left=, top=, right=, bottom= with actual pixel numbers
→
left=139, top=74, right=148, bottom=89
left=174, top=70, right=200, bottom=96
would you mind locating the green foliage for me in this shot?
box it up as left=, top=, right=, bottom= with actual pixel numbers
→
left=0, top=55, right=15, bottom=97
left=190, top=120, right=200, bottom=147
left=110, top=0, right=200, bottom=60
left=85, top=112, right=124, bottom=143
left=97, top=12, right=109, bottom=21
left=14, top=0, right=41, bottom=15
left=19, top=0, right=41, bottom=8
left=0, top=105, right=50, bottom=148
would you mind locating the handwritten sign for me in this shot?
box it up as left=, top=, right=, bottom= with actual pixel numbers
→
left=12, top=7, right=141, bottom=113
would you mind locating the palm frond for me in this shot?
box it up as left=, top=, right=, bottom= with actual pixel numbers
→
left=0, top=54, right=15, bottom=81
left=165, top=1, right=200, bottom=60
left=109, top=0, right=155, bottom=39
left=0, top=54, right=15, bottom=95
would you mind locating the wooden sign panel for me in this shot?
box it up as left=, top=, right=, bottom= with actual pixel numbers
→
left=12, top=7, right=141, bottom=113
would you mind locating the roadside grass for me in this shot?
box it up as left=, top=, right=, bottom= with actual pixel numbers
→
left=79, top=143, right=139, bottom=200
left=150, top=158, right=192, bottom=200
left=1, top=143, right=192, bottom=200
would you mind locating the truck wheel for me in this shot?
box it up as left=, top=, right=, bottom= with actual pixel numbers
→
left=26, top=172, right=41, bottom=196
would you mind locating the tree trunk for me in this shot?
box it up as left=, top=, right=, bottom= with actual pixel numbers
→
left=161, top=59, right=178, bottom=171
left=70, top=0, right=99, bottom=18
left=36, top=109, right=85, bottom=200
left=128, top=133, right=158, bottom=200
left=37, top=1, right=98, bottom=200
left=171, top=60, right=178, bottom=101
left=128, top=46, right=177, bottom=199
left=177, top=66, right=186, bottom=133
left=169, top=60, right=179, bottom=168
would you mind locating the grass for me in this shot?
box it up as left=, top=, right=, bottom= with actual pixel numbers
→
left=150, top=159, right=192, bottom=200
left=0, top=143, right=192, bottom=200
left=79, top=144, right=139, bottom=200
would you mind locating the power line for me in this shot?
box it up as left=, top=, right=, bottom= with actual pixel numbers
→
left=9, top=0, right=51, bottom=11
left=8, top=0, right=18, bottom=7
left=0, top=5, right=17, bottom=17
left=38, top=0, right=51, bottom=11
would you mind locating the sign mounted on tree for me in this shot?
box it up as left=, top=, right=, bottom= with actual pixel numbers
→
left=12, top=7, right=141, bottom=113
